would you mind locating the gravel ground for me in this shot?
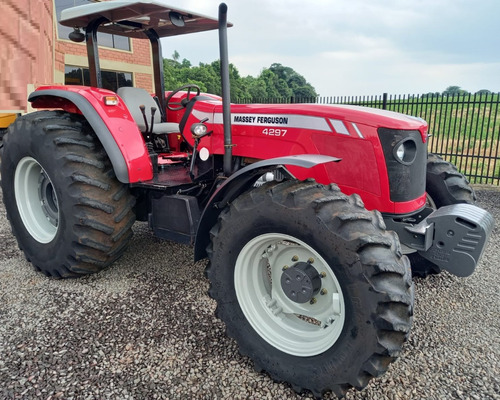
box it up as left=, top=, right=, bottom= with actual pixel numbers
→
left=0, top=188, right=498, bottom=400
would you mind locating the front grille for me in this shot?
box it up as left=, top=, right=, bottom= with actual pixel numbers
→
left=377, top=128, right=427, bottom=202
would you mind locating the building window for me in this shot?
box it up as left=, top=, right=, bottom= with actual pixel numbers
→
left=55, top=0, right=131, bottom=51
left=65, top=66, right=133, bottom=92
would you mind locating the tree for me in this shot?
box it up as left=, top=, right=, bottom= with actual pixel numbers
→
left=269, top=63, right=296, bottom=83
left=269, top=63, right=317, bottom=99
left=163, top=59, right=182, bottom=89
left=442, top=86, right=468, bottom=96
left=244, top=76, right=267, bottom=101
left=162, top=52, right=318, bottom=103
left=475, top=89, right=492, bottom=95
left=292, top=86, right=317, bottom=102
left=181, top=58, right=192, bottom=68
left=287, top=74, right=307, bottom=89
left=275, top=78, right=293, bottom=98
left=259, top=69, right=282, bottom=100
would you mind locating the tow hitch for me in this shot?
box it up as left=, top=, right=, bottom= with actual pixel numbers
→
left=385, top=204, right=494, bottom=277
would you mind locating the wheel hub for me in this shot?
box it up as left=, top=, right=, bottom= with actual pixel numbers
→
left=280, top=262, right=321, bottom=303
left=38, top=170, right=59, bottom=226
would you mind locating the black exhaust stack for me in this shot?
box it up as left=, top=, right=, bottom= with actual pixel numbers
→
left=218, top=3, right=232, bottom=176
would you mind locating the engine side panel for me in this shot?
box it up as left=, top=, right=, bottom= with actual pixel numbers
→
left=185, top=101, right=427, bottom=213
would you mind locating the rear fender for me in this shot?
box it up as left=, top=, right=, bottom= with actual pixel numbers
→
left=28, top=86, right=152, bottom=183
left=194, top=154, right=339, bottom=261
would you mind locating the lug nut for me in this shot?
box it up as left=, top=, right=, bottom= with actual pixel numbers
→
left=307, top=257, right=314, bottom=264
left=320, top=288, right=327, bottom=295
left=320, top=272, right=327, bottom=278
left=282, top=265, right=289, bottom=271
left=310, top=297, right=317, bottom=305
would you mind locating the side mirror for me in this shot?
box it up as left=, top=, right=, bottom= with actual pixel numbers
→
left=169, top=12, right=185, bottom=27
left=69, top=27, right=85, bottom=43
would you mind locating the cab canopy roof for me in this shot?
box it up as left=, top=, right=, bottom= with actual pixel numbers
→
left=60, top=0, right=230, bottom=38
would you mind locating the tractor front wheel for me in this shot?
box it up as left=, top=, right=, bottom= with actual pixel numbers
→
left=206, top=180, right=413, bottom=397
left=1, top=111, right=136, bottom=278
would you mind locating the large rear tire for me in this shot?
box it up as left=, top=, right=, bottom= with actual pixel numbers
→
left=0, top=128, right=6, bottom=148
left=409, top=153, right=476, bottom=278
left=206, top=180, right=413, bottom=397
left=1, top=111, right=136, bottom=278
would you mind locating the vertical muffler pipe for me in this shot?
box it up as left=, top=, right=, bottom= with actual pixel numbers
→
left=218, top=3, right=232, bottom=176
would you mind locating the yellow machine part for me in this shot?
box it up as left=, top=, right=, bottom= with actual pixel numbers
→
left=0, top=113, right=18, bottom=129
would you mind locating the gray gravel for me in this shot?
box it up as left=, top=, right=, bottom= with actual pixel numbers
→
left=0, top=187, right=499, bottom=400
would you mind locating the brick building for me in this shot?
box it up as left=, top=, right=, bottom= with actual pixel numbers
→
left=0, top=0, right=154, bottom=114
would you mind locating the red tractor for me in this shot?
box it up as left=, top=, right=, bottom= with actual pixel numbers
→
left=0, top=1, right=493, bottom=397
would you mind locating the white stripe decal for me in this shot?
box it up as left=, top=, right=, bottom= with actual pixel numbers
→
left=192, top=109, right=215, bottom=123
left=351, top=123, right=365, bottom=139
left=192, top=110, right=333, bottom=132
left=329, top=119, right=349, bottom=135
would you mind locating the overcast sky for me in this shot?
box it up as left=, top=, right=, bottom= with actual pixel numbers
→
left=159, top=0, right=499, bottom=97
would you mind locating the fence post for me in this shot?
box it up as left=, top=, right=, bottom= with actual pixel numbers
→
left=382, top=92, right=388, bottom=110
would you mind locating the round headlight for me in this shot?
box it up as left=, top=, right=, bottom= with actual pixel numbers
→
left=191, top=123, right=207, bottom=138
left=393, top=139, right=417, bottom=165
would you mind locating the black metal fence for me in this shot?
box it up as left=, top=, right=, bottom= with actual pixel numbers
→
left=236, top=93, right=500, bottom=185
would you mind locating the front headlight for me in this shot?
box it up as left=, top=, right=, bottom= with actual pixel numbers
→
left=393, top=139, right=417, bottom=165
left=191, top=123, right=208, bottom=138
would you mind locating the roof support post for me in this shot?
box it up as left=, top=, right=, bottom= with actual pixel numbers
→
left=145, top=29, right=167, bottom=122
left=218, top=3, right=232, bottom=177
left=85, top=17, right=108, bottom=88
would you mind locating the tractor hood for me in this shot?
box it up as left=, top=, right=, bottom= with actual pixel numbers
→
left=223, top=103, right=428, bottom=136
left=188, top=102, right=429, bottom=142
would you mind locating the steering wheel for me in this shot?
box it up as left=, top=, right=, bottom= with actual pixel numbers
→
left=165, top=84, right=201, bottom=111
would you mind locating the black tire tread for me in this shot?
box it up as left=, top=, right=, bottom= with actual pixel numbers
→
left=426, top=153, right=476, bottom=204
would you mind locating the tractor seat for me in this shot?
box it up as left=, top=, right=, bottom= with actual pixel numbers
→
left=117, top=87, right=179, bottom=135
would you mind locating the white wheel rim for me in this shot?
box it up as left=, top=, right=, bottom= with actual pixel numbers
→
left=426, top=193, right=437, bottom=209
left=14, top=157, right=59, bottom=243
left=235, top=233, right=345, bottom=357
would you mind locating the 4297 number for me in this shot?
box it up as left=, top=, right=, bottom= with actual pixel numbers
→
left=262, top=128, right=287, bottom=137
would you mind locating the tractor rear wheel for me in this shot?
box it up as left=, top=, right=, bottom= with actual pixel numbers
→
left=409, top=153, right=476, bottom=278
left=206, top=180, right=413, bottom=397
left=1, top=111, right=136, bottom=278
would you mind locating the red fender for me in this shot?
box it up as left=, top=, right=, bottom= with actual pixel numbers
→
left=29, top=85, right=152, bottom=183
